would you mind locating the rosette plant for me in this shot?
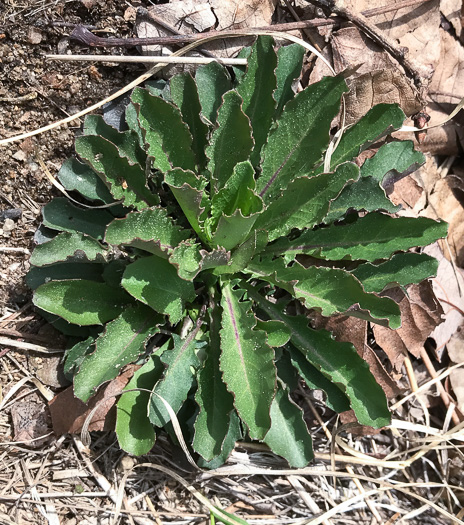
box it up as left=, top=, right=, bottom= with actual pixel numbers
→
left=28, top=37, right=446, bottom=467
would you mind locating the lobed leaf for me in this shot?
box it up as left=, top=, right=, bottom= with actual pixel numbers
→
left=274, top=44, right=305, bottom=118
left=57, top=157, right=115, bottom=204
left=149, top=333, right=201, bottom=427
left=325, top=104, right=406, bottom=172
left=116, top=352, right=166, bottom=455
left=131, top=87, right=197, bottom=172
left=76, top=135, right=157, bottom=209
left=255, top=162, right=359, bottom=241
left=33, top=280, right=129, bottom=326
left=288, top=346, right=351, bottom=413
left=105, top=207, right=191, bottom=256
left=42, top=198, right=113, bottom=240
left=83, top=114, right=146, bottom=167
left=237, top=36, right=277, bottom=166
left=195, top=62, right=233, bottom=124
left=324, top=176, right=399, bottom=223
left=263, top=383, right=314, bottom=467
left=270, top=213, right=448, bottom=261
left=170, top=73, right=209, bottom=170
left=164, top=168, right=208, bottom=239
left=193, top=295, right=235, bottom=461
left=256, top=75, right=348, bottom=204
left=220, top=282, right=276, bottom=440
left=361, top=140, right=425, bottom=184
left=206, top=90, right=253, bottom=191
left=121, top=255, right=196, bottom=324
left=29, top=232, right=107, bottom=267
left=74, top=304, right=162, bottom=402
left=251, top=259, right=401, bottom=328
left=352, top=252, right=439, bottom=292
left=244, top=286, right=390, bottom=428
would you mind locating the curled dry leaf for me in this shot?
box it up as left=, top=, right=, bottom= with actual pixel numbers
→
left=372, top=280, right=443, bottom=371
left=446, top=324, right=464, bottom=412
left=49, top=367, right=135, bottom=435
left=311, top=314, right=401, bottom=399
left=425, top=243, right=464, bottom=355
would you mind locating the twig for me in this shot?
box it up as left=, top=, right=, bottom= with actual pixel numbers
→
left=46, top=54, right=248, bottom=66
left=306, top=0, right=430, bottom=95
left=0, top=336, right=63, bottom=354
left=0, top=247, right=30, bottom=255
left=70, top=0, right=433, bottom=48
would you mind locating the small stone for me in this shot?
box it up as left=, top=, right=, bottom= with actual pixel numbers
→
left=3, top=218, right=15, bottom=232
left=12, top=150, right=26, bottom=162
left=27, top=27, right=43, bottom=45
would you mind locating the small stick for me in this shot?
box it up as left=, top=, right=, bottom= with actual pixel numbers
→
left=46, top=54, right=248, bottom=66
left=0, top=246, right=30, bottom=255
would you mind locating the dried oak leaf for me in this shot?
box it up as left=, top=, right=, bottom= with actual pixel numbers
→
left=446, top=324, right=464, bottom=412
left=49, top=367, right=135, bottom=436
left=425, top=243, right=464, bottom=354
left=372, top=280, right=443, bottom=371
left=312, top=314, right=401, bottom=399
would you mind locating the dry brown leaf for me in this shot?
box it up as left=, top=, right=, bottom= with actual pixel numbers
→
left=372, top=281, right=443, bottom=370
left=312, top=315, right=400, bottom=398
left=425, top=243, right=464, bottom=355
left=446, top=324, right=464, bottom=412
left=139, top=0, right=277, bottom=59
left=49, top=367, right=135, bottom=436
left=441, top=0, right=462, bottom=35
left=11, top=399, right=52, bottom=448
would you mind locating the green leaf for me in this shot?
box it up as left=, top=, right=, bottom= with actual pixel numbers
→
left=213, top=230, right=267, bottom=275
left=105, top=207, right=191, bottom=256
left=170, top=73, right=209, bottom=170
left=256, top=75, right=348, bottom=204
left=42, top=198, right=113, bottom=240
left=122, top=255, right=196, bottom=324
left=210, top=161, right=261, bottom=224
left=83, top=114, right=146, bottom=167
left=255, top=162, right=359, bottom=241
left=149, top=332, right=201, bottom=427
left=26, top=263, right=104, bottom=290
left=274, top=44, right=305, bottom=118
left=270, top=213, right=448, bottom=261
left=352, top=252, right=439, bottom=292
left=57, top=157, right=115, bottom=203
left=193, top=295, right=235, bottom=461
left=116, top=353, right=166, bottom=456
left=256, top=320, right=291, bottom=347
left=288, top=346, right=350, bottom=413
left=74, top=304, right=162, bottom=402
left=324, top=176, right=399, bottom=223
left=212, top=207, right=263, bottom=251
left=361, top=140, right=425, bottom=184
left=196, top=410, right=242, bottom=469
left=29, top=232, right=107, bottom=267
left=63, top=336, right=94, bottom=380
left=33, top=280, right=129, bottom=326
left=252, top=259, right=401, bottom=328
left=206, top=90, right=253, bottom=191
left=76, top=135, right=157, bottom=209
left=243, top=286, right=390, bottom=428
left=195, top=62, right=232, bottom=124
left=263, top=383, right=313, bottom=467
left=170, top=243, right=231, bottom=280
left=237, top=36, right=277, bottom=166
left=164, top=169, right=208, bottom=239
left=131, top=87, right=197, bottom=172
left=326, top=104, right=406, bottom=171
left=220, top=282, right=276, bottom=439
